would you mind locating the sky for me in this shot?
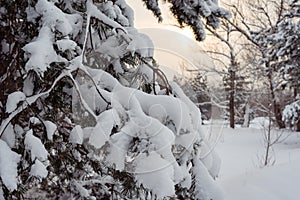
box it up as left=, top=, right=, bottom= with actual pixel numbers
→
left=126, top=0, right=218, bottom=82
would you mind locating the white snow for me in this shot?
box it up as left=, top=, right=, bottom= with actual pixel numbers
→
left=0, top=139, right=20, bottom=191
left=135, top=152, right=175, bottom=199
left=73, top=180, right=90, bottom=198
left=44, top=120, right=57, bottom=141
left=23, top=0, right=82, bottom=77
left=283, top=100, right=300, bottom=125
left=24, top=130, right=48, bottom=161
left=88, top=109, right=119, bottom=149
left=30, top=159, right=48, bottom=178
left=249, top=117, right=271, bottom=129
left=86, top=0, right=125, bottom=33
left=5, top=91, right=26, bottom=113
left=210, top=123, right=300, bottom=200
left=56, top=38, right=77, bottom=52
left=1, top=0, right=228, bottom=198
left=106, top=132, right=132, bottom=171
left=23, top=26, right=64, bottom=76
left=192, top=156, right=224, bottom=200
left=126, top=28, right=154, bottom=57
left=69, top=125, right=83, bottom=145
left=73, top=66, right=221, bottom=198
left=116, top=0, right=134, bottom=26
left=14, top=124, right=24, bottom=138
left=35, top=0, right=81, bottom=36
left=30, top=117, right=41, bottom=125
left=0, top=187, right=4, bottom=200
left=1, top=123, right=15, bottom=148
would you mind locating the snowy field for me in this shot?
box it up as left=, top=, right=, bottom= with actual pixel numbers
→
left=206, top=120, right=300, bottom=200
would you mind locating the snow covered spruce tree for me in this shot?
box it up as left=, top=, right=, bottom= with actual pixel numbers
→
left=0, top=0, right=228, bottom=199
left=266, top=0, right=300, bottom=131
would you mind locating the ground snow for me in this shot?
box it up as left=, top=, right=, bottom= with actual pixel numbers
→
left=212, top=123, right=300, bottom=200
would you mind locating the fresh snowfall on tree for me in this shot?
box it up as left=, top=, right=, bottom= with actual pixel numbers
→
left=0, top=0, right=230, bottom=199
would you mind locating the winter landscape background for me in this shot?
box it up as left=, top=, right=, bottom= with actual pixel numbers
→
left=1, top=0, right=300, bottom=199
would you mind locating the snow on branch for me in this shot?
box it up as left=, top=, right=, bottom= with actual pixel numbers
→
left=86, top=0, right=126, bottom=33
left=0, top=68, right=73, bottom=137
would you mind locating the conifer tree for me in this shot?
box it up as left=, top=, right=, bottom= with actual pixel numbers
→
left=0, top=0, right=228, bottom=199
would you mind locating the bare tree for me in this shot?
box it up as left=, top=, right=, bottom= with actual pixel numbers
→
left=223, top=0, right=288, bottom=128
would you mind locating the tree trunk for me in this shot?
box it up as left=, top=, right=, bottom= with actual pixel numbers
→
left=266, top=62, right=285, bottom=129
left=272, top=101, right=285, bottom=128
left=294, top=86, right=299, bottom=131
left=229, top=68, right=235, bottom=129
left=264, top=111, right=272, bottom=166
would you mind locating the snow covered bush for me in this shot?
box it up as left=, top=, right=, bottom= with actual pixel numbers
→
left=0, top=0, right=228, bottom=199
left=283, top=99, right=300, bottom=131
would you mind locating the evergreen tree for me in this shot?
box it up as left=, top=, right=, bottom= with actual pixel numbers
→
left=0, top=0, right=229, bottom=199
left=189, top=71, right=211, bottom=120
left=224, top=0, right=289, bottom=128
left=173, top=71, right=211, bottom=121
left=141, top=0, right=231, bottom=41
left=266, top=0, right=300, bottom=130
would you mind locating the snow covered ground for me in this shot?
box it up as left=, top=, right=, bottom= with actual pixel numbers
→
left=206, top=120, right=300, bottom=200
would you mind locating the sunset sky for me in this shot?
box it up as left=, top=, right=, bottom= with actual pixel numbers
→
left=126, top=0, right=217, bottom=81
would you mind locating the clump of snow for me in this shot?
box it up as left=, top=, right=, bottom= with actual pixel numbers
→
left=73, top=180, right=90, bottom=198
left=193, top=157, right=224, bottom=200
left=36, top=0, right=81, bottom=36
left=23, top=26, right=64, bottom=76
left=56, top=38, right=77, bottom=52
left=283, top=100, right=300, bottom=125
left=88, top=109, right=119, bottom=149
left=86, top=0, right=125, bottom=32
left=14, top=124, right=24, bottom=138
left=1, top=123, right=15, bottom=148
left=30, top=159, right=48, bottom=178
left=30, top=117, right=41, bottom=125
left=69, top=125, right=83, bottom=145
left=24, top=130, right=48, bottom=161
left=0, top=140, right=20, bottom=191
left=135, top=152, right=175, bottom=199
left=23, top=0, right=82, bottom=77
left=44, top=120, right=57, bottom=141
left=1, top=39, right=9, bottom=54
left=126, top=28, right=154, bottom=57
left=116, top=0, right=134, bottom=26
left=106, top=132, right=132, bottom=171
left=0, top=187, right=4, bottom=200
left=250, top=117, right=271, bottom=129
left=6, top=91, right=26, bottom=113
left=132, top=89, right=193, bottom=135
left=169, top=81, right=202, bottom=131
